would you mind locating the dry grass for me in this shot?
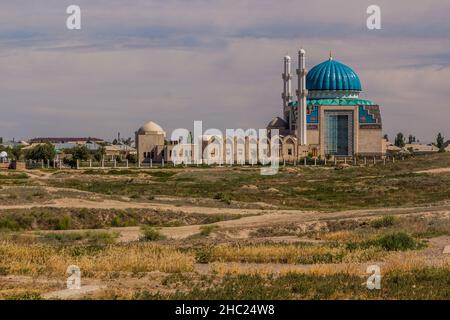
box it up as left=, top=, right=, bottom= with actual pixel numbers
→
left=210, top=262, right=364, bottom=276
left=318, top=230, right=361, bottom=242
left=0, top=242, right=195, bottom=277
left=208, top=243, right=384, bottom=264
left=381, top=251, right=449, bottom=273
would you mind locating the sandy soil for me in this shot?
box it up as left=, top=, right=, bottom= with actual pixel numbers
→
left=0, top=197, right=265, bottom=215
left=28, top=203, right=450, bottom=242
left=416, top=167, right=450, bottom=174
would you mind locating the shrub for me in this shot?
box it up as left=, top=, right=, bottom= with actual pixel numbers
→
left=5, top=292, right=43, bottom=300
left=370, top=215, right=396, bottom=229
left=195, top=247, right=213, bottom=264
left=141, top=226, right=166, bottom=241
left=213, top=192, right=231, bottom=205
left=56, top=216, right=72, bottom=230
left=375, top=232, right=418, bottom=251
left=0, top=218, right=20, bottom=231
left=199, top=225, right=219, bottom=237
left=111, top=216, right=123, bottom=227
left=346, top=232, right=420, bottom=252
left=42, top=231, right=118, bottom=245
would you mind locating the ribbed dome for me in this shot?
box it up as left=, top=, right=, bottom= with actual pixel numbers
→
left=306, top=58, right=361, bottom=91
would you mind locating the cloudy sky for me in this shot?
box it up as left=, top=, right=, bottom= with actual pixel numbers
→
left=0, top=0, right=449, bottom=142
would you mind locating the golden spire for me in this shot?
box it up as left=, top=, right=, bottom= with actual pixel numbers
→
left=329, top=50, right=333, bottom=60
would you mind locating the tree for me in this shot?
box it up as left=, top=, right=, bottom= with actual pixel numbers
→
left=394, top=133, right=405, bottom=148
left=25, top=143, right=56, bottom=161
left=126, top=153, right=137, bottom=163
left=93, top=146, right=106, bottom=162
left=10, top=145, right=23, bottom=161
left=383, top=134, right=389, bottom=141
left=71, top=145, right=90, bottom=161
left=436, top=133, right=445, bottom=152
left=408, top=134, right=416, bottom=144
left=123, top=137, right=133, bottom=146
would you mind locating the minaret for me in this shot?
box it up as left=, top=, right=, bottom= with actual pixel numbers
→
left=281, top=56, right=293, bottom=129
left=296, top=48, right=308, bottom=145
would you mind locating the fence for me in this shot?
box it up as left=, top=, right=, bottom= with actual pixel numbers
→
left=23, top=154, right=409, bottom=170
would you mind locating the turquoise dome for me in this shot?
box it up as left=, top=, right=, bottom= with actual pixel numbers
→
left=306, top=58, right=362, bottom=91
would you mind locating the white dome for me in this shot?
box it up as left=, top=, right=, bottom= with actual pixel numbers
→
left=0, top=151, right=7, bottom=158
left=138, top=121, right=165, bottom=135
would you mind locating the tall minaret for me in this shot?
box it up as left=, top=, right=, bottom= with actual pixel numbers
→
left=281, top=56, right=293, bottom=129
left=296, top=48, right=308, bottom=145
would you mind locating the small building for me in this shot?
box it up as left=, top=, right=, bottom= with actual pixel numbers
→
left=105, top=144, right=137, bottom=161
left=29, top=137, right=103, bottom=144
left=135, top=121, right=166, bottom=163
left=404, top=143, right=439, bottom=154
left=385, top=144, right=402, bottom=154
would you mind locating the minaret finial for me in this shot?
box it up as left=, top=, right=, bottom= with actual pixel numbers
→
left=329, top=50, right=333, bottom=60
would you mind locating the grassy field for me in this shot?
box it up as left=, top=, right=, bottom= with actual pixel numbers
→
left=48, top=153, right=450, bottom=210
left=0, top=153, right=449, bottom=300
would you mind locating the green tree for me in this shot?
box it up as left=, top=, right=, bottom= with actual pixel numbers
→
left=25, top=143, right=56, bottom=161
left=123, top=137, right=133, bottom=146
left=71, top=145, right=90, bottom=161
left=383, top=134, right=389, bottom=141
left=10, top=145, right=24, bottom=160
left=394, top=133, right=405, bottom=148
left=126, top=153, right=137, bottom=163
left=408, top=134, right=416, bottom=144
left=436, top=133, right=445, bottom=152
left=93, top=146, right=106, bottom=162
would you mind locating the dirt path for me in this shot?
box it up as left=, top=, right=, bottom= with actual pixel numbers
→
left=42, top=285, right=104, bottom=299
left=416, top=167, right=450, bottom=174
left=0, top=197, right=266, bottom=215
left=2, top=194, right=450, bottom=217
left=160, top=206, right=450, bottom=239
left=36, top=204, right=450, bottom=242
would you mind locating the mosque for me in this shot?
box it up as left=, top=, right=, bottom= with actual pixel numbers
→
left=136, top=49, right=384, bottom=164
left=270, top=49, right=383, bottom=159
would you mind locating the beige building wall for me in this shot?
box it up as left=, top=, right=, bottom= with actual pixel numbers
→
left=358, top=129, right=383, bottom=156
left=307, top=129, right=319, bottom=145
left=135, top=132, right=165, bottom=163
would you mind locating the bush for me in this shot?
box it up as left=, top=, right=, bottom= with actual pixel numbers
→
left=141, top=226, right=166, bottom=241
left=56, top=216, right=72, bottom=230
left=213, top=192, right=231, bottom=205
left=375, top=232, right=418, bottom=251
left=111, top=216, right=123, bottom=227
left=195, top=247, right=213, bottom=264
left=370, top=215, right=397, bottom=229
left=199, top=225, right=219, bottom=237
left=43, top=231, right=118, bottom=245
left=0, top=218, right=20, bottom=231
left=346, top=232, right=420, bottom=252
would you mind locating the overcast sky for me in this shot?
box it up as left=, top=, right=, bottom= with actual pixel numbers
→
left=0, top=0, right=449, bottom=143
